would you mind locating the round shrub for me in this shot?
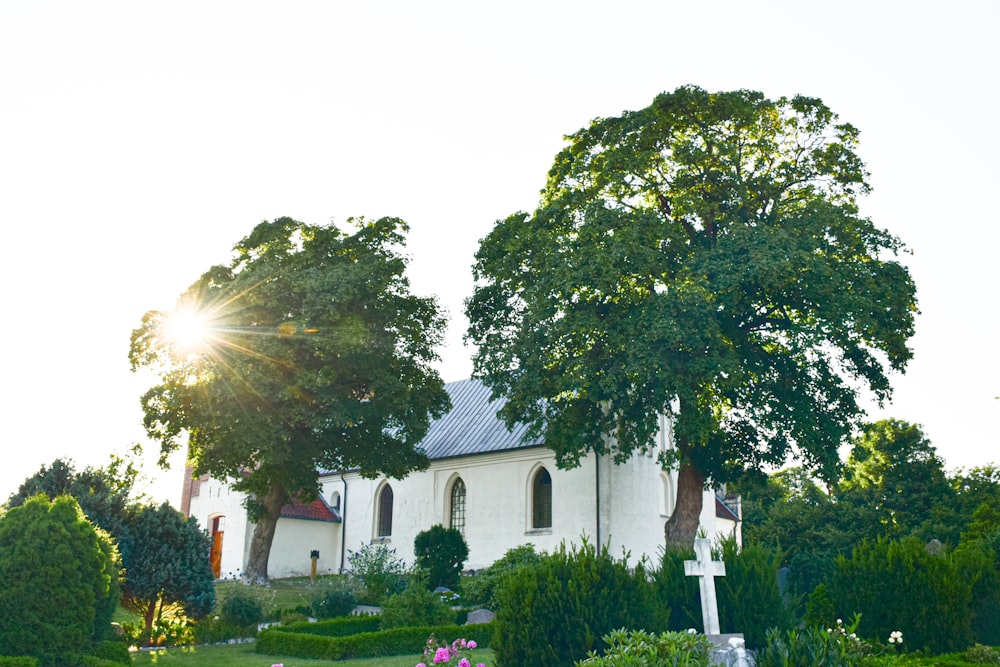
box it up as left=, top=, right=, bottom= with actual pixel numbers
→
left=346, top=543, right=407, bottom=605
left=219, top=585, right=265, bottom=627
left=413, top=524, right=469, bottom=590
left=379, top=584, right=456, bottom=630
left=0, top=495, right=118, bottom=667
left=310, top=578, right=359, bottom=619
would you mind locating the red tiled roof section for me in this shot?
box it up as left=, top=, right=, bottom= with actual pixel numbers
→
left=715, top=495, right=740, bottom=522
left=280, top=497, right=340, bottom=523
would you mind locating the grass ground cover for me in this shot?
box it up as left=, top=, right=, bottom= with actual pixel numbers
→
left=215, top=576, right=333, bottom=616
left=132, top=643, right=495, bottom=666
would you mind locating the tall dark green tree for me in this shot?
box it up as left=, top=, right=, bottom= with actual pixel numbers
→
left=118, top=502, right=215, bottom=635
left=130, top=217, right=450, bottom=581
left=466, top=86, right=917, bottom=546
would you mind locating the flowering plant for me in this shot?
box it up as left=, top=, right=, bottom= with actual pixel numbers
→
left=416, top=634, right=484, bottom=667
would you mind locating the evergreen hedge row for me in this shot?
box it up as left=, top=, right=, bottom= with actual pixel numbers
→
left=274, top=615, right=381, bottom=637
left=256, top=621, right=494, bottom=660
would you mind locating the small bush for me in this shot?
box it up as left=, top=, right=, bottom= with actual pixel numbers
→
left=755, top=623, right=866, bottom=667
left=88, top=640, right=131, bottom=665
left=219, top=585, right=265, bottom=627
left=965, top=644, right=1000, bottom=665
left=577, top=628, right=713, bottom=666
left=413, top=524, right=469, bottom=590
left=0, top=658, right=39, bottom=667
left=462, top=544, right=541, bottom=610
left=346, top=543, right=408, bottom=605
left=309, top=577, right=360, bottom=618
left=379, top=584, right=456, bottom=630
left=190, top=615, right=257, bottom=644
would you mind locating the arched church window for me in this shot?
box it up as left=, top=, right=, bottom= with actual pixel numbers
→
left=449, top=477, right=466, bottom=535
left=532, top=467, right=552, bottom=529
left=376, top=484, right=393, bottom=538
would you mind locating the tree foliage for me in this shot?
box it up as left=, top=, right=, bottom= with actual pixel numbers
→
left=0, top=496, right=119, bottom=667
left=129, top=216, right=450, bottom=580
left=118, top=502, right=216, bottom=634
left=413, top=524, right=469, bottom=590
left=7, top=456, right=139, bottom=537
left=465, top=85, right=917, bottom=545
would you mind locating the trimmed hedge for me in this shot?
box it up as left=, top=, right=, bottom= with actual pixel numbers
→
left=0, top=659, right=38, bottom=667
left=256, top=621, right=494, bottom=660
left=275, top=615, right=381, bottom=637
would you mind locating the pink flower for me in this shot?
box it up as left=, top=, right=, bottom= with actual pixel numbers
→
left=467, top=640, right=477, bottom=649
left=434, top=647, right=452, bottom=663
left=416, top=664, right=427, bottom=667
left=458, top=659, right=470, bottom=667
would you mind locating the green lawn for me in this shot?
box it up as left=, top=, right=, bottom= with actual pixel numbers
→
left=215, top=576, right=329, bottom=615
left=132, top=643, right=495, bottom=666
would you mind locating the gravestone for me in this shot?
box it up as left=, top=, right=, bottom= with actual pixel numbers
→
left=465, top=608, right=495, bottom=625
left=684, top=537, right=754, bottom=666
left=684, top=537, right=725, bottom=635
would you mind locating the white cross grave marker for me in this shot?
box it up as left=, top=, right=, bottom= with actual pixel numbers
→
left=684, top=537, right=725, bottom=636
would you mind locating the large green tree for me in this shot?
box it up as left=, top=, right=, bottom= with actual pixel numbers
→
left=130, top=216, right=450, bottom=581
left=466, top=86, right=917, bottom=546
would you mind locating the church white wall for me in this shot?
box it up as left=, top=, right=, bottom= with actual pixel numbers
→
left=326, top=447, right=607, bottom=572
left=266, top=518, right=340, bottom=579
left=324, top=441, right=735, bottom=574
left=185, top=477, right=251, bottom=580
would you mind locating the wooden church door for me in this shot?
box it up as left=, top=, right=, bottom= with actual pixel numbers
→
left=210, top=516, right=225, bottom=578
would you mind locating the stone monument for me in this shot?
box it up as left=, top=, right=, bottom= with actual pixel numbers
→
left=684, top=537, right=753, bottom=666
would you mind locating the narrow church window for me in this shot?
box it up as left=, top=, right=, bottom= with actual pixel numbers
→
left=377, top=484, right=393, bottom=538
left=532, top=468, right=552, bottom=529
left=450, top=478, right=466, bottom=535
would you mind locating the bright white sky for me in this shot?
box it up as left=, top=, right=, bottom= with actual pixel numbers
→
left=2, top=1, right=997, bottom=508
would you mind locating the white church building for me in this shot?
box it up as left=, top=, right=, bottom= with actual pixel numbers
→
left=182, top=378, right=741, bottom=579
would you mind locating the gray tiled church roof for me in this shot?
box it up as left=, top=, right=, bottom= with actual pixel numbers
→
left=417, top=378, right=544, bottom=460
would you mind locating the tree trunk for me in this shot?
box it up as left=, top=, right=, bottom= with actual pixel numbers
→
left=243, top=484, right=288, bottom=584
left=143, top=599, right=156, bottom=635
left=664, top=444, right=705, bottom=547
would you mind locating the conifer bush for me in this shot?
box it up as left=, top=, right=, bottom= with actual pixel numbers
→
left=492, top=540, right=662, bottom=666
left=828, top=536, right=974, bottom=654
left=652, top=545, right=702, bottom=632
left=0, top=495, right=119, bottom=667
left=716, top=539, right=795, bottom=646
